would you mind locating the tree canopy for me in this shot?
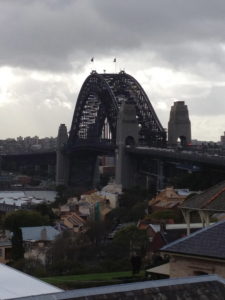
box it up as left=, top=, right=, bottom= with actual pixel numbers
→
left=3, top=210, right=50, bottom=232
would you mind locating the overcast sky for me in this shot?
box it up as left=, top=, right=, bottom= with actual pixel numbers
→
left=0, top=0, right=225, bottom=141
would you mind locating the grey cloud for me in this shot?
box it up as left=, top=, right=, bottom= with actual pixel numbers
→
left=188, top=85, right=225, bottom=116
left=1, top=0, right=225, bottom=72
left=0, top=72, right=77, bottom=138
left=0, top=0, right=225, bottom=140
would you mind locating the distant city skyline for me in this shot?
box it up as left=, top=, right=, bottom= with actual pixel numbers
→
left=0, top=1, right=225, bottom=141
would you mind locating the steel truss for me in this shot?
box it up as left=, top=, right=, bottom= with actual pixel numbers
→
left=68, top=71, right=166, bottom=149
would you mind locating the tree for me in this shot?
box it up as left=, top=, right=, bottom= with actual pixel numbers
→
left=86, top=220, right=108, bottom=246
left=145, top=209, right=183, bottom=223
left=3, top=210, right=50, bottom=262
left=46, top=230, right=90, bottom=275
left=3, top=210, right=50, bottom=232
left=34, top=203, right=56, bottom=224
left=119, top=187, right=149, bottom=208
left=11, top=228, right=24, bottom=261
left=113, top=225, right=148, bottom=254
left=54, top=184, right=67, bottom=207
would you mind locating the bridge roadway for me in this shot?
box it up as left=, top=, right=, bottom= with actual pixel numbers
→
left=126, top=146, right=225, bottom=169
left=2, top=145, right=225, bottom=178
left=1, top=151, right=56, bottom=159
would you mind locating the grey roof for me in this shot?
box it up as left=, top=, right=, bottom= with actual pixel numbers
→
left=0, top=263, right=62, bottom=299
left=24, top=191, right=56, bottom=203
left=0, top=241, right=11, bottom=247
left=181, top=180, right=225, bottom=211
left=21, top=226, right=60, bottom=241
left=9, top=275, right=225, bottom=300
left=161, top=219, right=225, bottom=259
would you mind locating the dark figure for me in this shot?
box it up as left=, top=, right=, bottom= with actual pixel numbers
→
left=131, top=254, right=142, bottom=275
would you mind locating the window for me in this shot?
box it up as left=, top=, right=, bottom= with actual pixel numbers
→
left=194, top=271, right=208, bottom=276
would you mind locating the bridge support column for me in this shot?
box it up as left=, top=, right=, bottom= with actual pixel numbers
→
left=48, top=164, right=55, bottom=177
left=156, top=160, right=164, bottom=190
left=168, top=101, right=191, bottom=147
left=35, top=165, right=40, bottom=172
left=92, top=156, right=100, bottom=187
left=56, top=124, right=69, bottom=186
left=115, top=101, right=139, bottom=189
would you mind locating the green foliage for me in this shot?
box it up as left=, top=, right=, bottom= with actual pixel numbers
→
left=54, top=184, right=67, bottom=206
left=53, top=185, right=87, bottom=207
left=100, top=258, right=131, bottom=272
left=112, top=225, right=148, bottom=259
left=3, top=210, right=50, bottom=232
left=4, top=210, right=50, bottom=262
left=146, top=209, right=183, bottom=222
left=42, top=270, right=145, bottom=289
left=10, top=258, right=46, bottom=277
left=169, top=171, right=225, bottom=191
left=106, top=187, right=150, bottom=224
left=119, top=186, right=150, bottom=208
left=86, top=220, right=107, bottom=246
left=34, top=203, right=56, bottom=224
left=46, top=230, right=91, bottom=275
left=129, top=202, right=147, bottom=221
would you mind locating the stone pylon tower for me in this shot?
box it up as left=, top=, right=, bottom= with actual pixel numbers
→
left=168, top=101, right=191, bottom=147
left=115, top=101, right=139, bottom=189
left=56, top=124, right=69, bottom=186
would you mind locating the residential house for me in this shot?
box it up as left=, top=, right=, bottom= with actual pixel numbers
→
left=60, top=212, right=86, bottom=232
left=149, top=187, right=191, bottom=213
left=80, top=191, right=112, bottom=220
left=21, top=226, right=60, bottom=264
left=180, top=180, right=225, bottom=234
left=161, top=220, right=225, bottom=278
left=144, top=223, right=204, bottom=259
left=98, top=183, right=122, bottom=208
left=0, top=241, right=12, bottom=264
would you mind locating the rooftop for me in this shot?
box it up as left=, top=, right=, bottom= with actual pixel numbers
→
left=0, top=191, right=56, bottom=207
left=181, top=180, right=225, bottom=211
left=161, top=219, right=225, bottom=259
left=21, top=226, right=60, bottom=241
left=10, top=275, right=225, bottom=300
left=0, top=263, right=62, bottom=299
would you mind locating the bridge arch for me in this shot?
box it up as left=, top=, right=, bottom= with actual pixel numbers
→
left=68, top=71, right=166, bottom=149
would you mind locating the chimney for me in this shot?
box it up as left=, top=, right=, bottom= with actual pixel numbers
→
left=40, top=227, right=47, bottom=241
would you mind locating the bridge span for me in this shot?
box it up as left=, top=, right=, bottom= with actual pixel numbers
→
left=126, top=147, right=225, bottom=169
left=1, top=71, right=225, bottom=190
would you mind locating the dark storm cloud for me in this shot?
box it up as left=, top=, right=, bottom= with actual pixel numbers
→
left=1, top=0, right=225, bottom=72
left=0, top=0, right=225, bottom=140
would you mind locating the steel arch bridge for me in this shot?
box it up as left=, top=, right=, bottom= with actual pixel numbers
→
left=67, top=71, right=166, bottom=150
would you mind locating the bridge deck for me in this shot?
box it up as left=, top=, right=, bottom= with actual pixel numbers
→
left=126, top=146, right=225, bottom=168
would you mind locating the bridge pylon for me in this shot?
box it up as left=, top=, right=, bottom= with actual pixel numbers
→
left=168, top=101, right=191, bottom=147
left=115, top=101, right=139, bottom=189
left=56, top=124, right=69, bottom=186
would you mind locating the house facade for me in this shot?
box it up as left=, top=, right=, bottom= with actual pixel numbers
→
left=161, top=220, right=225, bottom=279
left=0, top=241, right=12, bottom=264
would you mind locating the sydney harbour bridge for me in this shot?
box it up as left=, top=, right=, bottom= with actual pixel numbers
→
left=68, top=70, right=166, bottom=148
left=2, top=71, right=225, bottom=190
